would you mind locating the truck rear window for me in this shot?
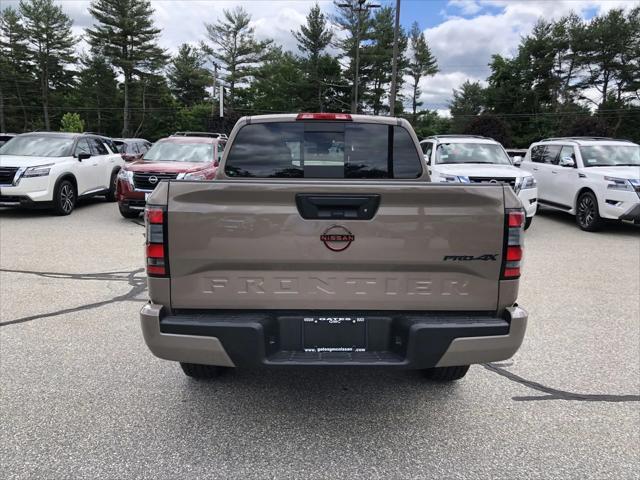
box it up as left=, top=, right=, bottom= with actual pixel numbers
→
left=225, top=122, right=422, bottom=179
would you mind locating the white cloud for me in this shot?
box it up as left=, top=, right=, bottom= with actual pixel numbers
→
left=2, top=0, right=326, bottom=56
left=415, top=0, right=637, bottom=113
left=149, top=1, right=324, bottom=54
left=448, top=0, right=483, bottom=16
left=403, top=71, right=486, bottom=111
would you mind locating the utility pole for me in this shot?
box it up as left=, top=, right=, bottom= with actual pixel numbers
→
left=211, top=62, right=218, bottom=117
left=353, top=8, right=362, bottom=114
left=339, top=0, right=380, bottom=114
left=219, top=85, right=224, bottom=118
left=389, top=0, right=401, bottom=116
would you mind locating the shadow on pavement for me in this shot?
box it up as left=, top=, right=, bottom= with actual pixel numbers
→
left=537, top=206, right=639, bottom=236
left=0, top=197, right=111, bottom=218
left=171, top=366, right=462, bottom=421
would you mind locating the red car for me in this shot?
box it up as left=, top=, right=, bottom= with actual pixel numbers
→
left=113, top=138, right=152, bottom=162
left=116, top=134, right=225, bottom=218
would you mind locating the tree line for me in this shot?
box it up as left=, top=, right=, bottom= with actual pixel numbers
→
left=0, top=0, right=638, bottom=146
left=441, top=8, right=640, bottom=146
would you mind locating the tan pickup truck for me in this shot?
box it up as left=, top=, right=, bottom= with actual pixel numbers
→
left=140, top=113, right=528, bottom=381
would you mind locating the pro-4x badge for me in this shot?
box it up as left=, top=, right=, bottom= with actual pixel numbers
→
left=443, top=254, right=498, bottom=261
left=320, top=225, right=355, bottom=252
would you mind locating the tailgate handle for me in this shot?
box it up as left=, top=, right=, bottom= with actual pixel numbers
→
left=296, top=194, right=380, bottom=220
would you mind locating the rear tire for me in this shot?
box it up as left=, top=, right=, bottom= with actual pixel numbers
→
left=180, top=362, right=227, bottom=379
left=423, top=365, right=469, bottom=381
left=118, top=203, right=140, bottom=219
left=105, top=170, right=118, bottom=202
left=53, top=179, right=76, bottom=216
left=576, top=191, right=603, bottom=231
left=524, top=216, right=533, bottom=230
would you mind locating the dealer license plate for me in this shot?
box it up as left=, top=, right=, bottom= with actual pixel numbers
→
left=303, top=316, right=366, bottom=352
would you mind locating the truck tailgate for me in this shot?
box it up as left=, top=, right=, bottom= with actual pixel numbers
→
left=166, top=181, right=505, bottom=311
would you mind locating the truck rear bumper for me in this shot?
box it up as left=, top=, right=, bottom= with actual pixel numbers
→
left=140, top=305, right=527, bottom=369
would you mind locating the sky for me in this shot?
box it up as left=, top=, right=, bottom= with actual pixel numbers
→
left=2, top=0, right=638, bottom=113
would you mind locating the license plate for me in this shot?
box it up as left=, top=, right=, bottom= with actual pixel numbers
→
left=303, top=316, right=366, bottom=352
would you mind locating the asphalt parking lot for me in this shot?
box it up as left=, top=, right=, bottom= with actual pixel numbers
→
left=1, top=199, right=638, bottom=479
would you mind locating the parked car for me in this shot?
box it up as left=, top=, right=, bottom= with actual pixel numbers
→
left=140, top=113, right=528, bottom=382
left=116, top=134, right=225, bottom=218
left=0, top=132, right=124, bottom=215
left=420, top=135, right=538, bottom=229
left=520, top=137, right=640, bottom=231
left=505, top=148, right=528, bottom=165
left=0, top=133, right=16, bottom=147
left=114, top=138, right=152, bottom=162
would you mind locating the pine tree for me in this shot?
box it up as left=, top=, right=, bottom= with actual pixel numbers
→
left=333, top=0, right=375, bottom=113
left=623, top=7, right=640, bottom=103
left=294, top=4, right=333, bottom=61
left=19, top=0, right=75, bottom=131
left=0, top=7, right=31, bottom=131
left=244, top=47, right=306, bottom=112
left=203, top=7, right=272, bottom=110
left=167, top=44, right=210, bottom=107
left=0, top=54, right=4, bottom=131
left=449, top=81, right=486, bottom=133
left=407, top=22, right=438, bottom=120
left=364, top=6, right=408, bottom=115
left=292, top=3, right=336, bottom=112
left=76, top=49, right=120, bottom=134
left=577, top=8, right=638, bottom=107
left=87, top=0, right=168, bottom=137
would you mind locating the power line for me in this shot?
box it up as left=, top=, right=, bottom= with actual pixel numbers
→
left=3, top=104, right=637, bottom=116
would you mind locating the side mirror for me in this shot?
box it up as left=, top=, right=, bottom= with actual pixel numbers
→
left=512, top=156, right=523, bottom=166
left=77, top=152, right=91, bottom=161
left=423, top=154, right=431, bottom=165
left=559, top=156, right=575, bottom=168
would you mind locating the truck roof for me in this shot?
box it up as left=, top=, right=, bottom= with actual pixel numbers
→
left=242, top=113, right=409, bottom=127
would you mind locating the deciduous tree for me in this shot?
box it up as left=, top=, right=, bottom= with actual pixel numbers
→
left=463, top=113, right=512, bottom=146
left=60, top=112, right=84, bottom=132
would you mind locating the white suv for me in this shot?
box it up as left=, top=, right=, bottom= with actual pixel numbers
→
left=520, top=137, right=640, bottom=231
left=0, top=132, right=124, bottom=215
left=420, top=135, right=538, bottom=229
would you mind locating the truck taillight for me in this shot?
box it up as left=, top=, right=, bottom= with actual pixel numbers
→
left=296, top=113, right=352, bottom=121
left=502, top=209, right=524, bottom=279
left=145, top=206, right=168, bottom=276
